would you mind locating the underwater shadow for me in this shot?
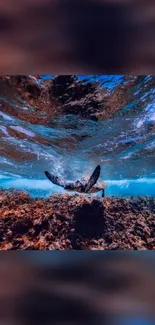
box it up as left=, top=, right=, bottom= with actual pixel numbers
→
left=70, top=199, right=105, bottom=248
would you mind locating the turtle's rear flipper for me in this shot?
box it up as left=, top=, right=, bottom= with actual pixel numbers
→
left=44, top=171, right=66, bottom=188
left=85, top=165, right=101, bottom=193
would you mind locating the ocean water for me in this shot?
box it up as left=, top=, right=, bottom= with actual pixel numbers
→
left=0, top=75, right=154, bottom=198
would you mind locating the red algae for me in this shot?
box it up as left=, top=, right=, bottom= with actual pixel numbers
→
left=0, top=190, right=154, bottom=250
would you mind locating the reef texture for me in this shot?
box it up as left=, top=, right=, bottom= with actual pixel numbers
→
left=0, top=190, right=154, bottom=250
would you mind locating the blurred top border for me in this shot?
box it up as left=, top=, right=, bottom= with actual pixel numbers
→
left=0, top=0, right=154, bottom=74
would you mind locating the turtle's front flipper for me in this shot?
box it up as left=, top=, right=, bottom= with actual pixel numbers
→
left=44, top=171, right=66, bottom=188
left=85, top=165, right=101, bottom=193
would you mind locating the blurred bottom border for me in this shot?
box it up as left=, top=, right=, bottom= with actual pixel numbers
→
left=0, top=251, right=155, bottom=325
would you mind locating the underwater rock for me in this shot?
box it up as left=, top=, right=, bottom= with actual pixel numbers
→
left=0, top=190, right=154, bottom=250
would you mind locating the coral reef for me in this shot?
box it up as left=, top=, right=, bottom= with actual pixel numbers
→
left=0, top=190, right=154, bottom=250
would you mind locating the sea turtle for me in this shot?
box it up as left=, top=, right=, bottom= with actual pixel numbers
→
left=44, top=165, right=108, bottom=197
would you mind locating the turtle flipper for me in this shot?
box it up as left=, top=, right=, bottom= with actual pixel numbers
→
left=85, top=165, right=101, bottom=193
left=44, top=171, right=66, bottom=188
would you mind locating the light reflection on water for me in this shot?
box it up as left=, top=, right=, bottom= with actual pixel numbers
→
left=0, top=75, right=155, bottom=197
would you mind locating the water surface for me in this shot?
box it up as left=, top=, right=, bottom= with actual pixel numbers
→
left=0, top=75, right=154, bottom=197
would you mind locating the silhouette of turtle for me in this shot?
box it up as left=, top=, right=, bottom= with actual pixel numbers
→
left=44, top=165, right=107, bottom=197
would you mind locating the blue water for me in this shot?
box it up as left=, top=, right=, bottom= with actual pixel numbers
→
left=40, top=74, right=125, bottom=88
left=0, top=75, right=154, bottom=198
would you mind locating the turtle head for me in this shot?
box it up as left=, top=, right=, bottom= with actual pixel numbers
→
left=96, top=180, right=108, bottom=189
